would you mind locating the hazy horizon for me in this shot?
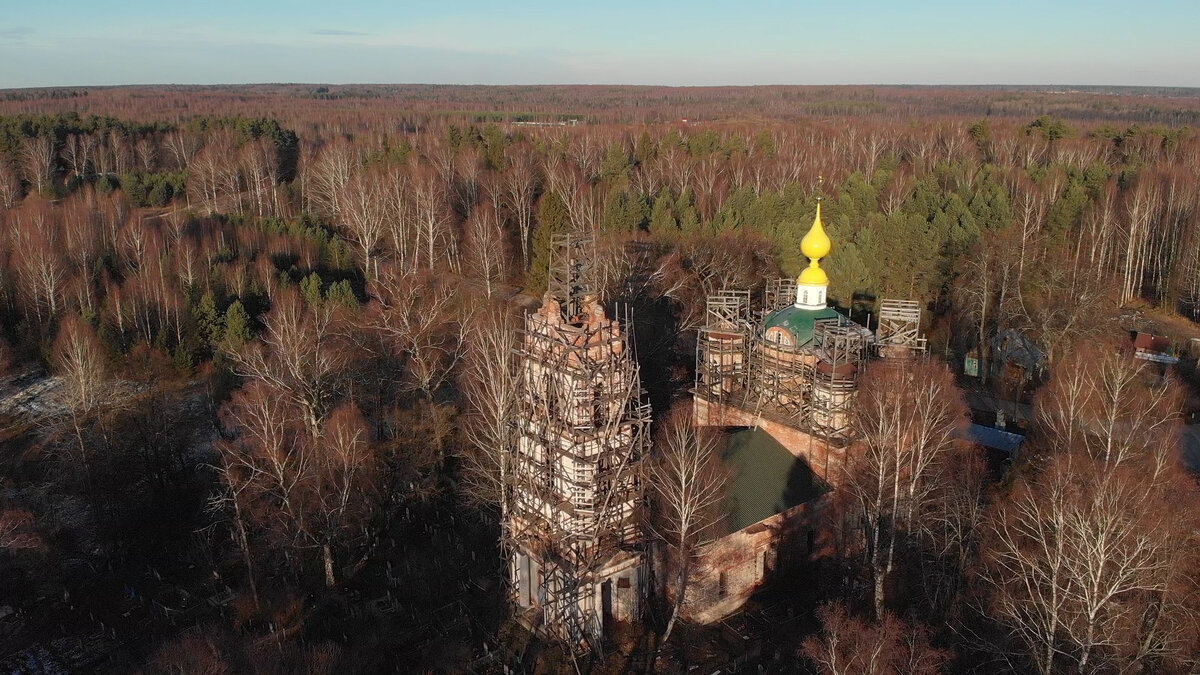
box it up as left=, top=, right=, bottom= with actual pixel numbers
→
left=3, top=0, right=1199, bottom=89
left=5, top=82, right=1200, bottom=92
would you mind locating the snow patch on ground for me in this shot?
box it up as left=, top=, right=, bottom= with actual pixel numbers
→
left=0, top=370, right=66, bottom=422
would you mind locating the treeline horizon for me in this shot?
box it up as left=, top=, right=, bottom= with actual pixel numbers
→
left=2, top=82, right=1199, bottom=128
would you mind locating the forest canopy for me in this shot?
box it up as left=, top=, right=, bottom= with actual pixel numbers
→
left=0, top=84, right=1198, bottom=673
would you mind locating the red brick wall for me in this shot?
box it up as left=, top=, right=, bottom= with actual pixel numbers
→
left=677, top=493, right=845, bottom=623
left=679, top=395, right=863, bottom=623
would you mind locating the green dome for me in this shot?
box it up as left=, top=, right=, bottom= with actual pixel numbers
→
left=763, top=306, right=842, bottom=346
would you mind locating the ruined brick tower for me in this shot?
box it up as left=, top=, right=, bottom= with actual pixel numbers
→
left=507, top=233, right=651, bottom=649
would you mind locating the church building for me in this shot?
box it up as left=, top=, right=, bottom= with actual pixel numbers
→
left=687, top=201, right=925, bottom=621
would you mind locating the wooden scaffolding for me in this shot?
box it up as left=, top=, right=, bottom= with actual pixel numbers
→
left=694, top=288, right=873, bottom=443
left=695, top=290, right=752, bottom=402
left=509, top=236, right=650, bottom=651
left=875, top=298, right=927, bottom=358
left=763, top=277, right=797, bottom=316
left=547, top=232, right=595, bottom=319
left=806, top=321, right=871, bottom=441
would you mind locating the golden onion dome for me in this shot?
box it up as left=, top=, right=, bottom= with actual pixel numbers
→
left=798, top=262, right=829, bottom=286
left=800, top=201, right=831, bottom=261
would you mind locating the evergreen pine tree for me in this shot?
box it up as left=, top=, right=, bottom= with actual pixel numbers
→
left=648, top=189, right=678, bottom=239
left=481, top=123, right=507, bottom=171
left=677, top=188, right=702, bottom=235
left=825, top=239, right=873, bottom=309
left=967, top=166, right=1012, bottom=233
left=753, top=130, right=776, bottom=157
left=634, top=131, right=656, bottom=166
left=193, top=291, right=223, bottom=348
left=326, top=280, right=358, bottom=308
left=224, top=301, right=252, bottom=348
left=599, top=142, right=630, bottom=182
left=601, top=189, right=648, bottom=233
left=527, top=190, right=570, bottom=294
left=300, top=272, right=323, bottom=307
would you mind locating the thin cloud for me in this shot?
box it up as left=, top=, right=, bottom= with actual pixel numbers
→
left=0, top=26, right=32, bottom=41
left=312, top=29, right=371, bottom=36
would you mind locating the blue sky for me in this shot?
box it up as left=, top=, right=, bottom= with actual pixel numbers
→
left=1, top=0, right=1197, bottom=88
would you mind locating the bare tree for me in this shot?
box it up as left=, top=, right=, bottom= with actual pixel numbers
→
left=917, top=450, right=986, bottom=618
left=379, top=164, right=418, bottom=272
left=0, top=508, right=43, bottom=552
left=213, top=379, right=306, bottom=601
left=134, top=135, right=158, bottom=172
left=0, top=158, right=21, bottom=208
left=216, top=366, right=382, bottom=591
left=20, top=135, right=57, bottom=196
left=228, top=289, right=350, bottom=436
left=649, top=406, right=728, bottom=645
left=106, top=130, right=132, bottom=176
left=1009, top=174, right=1049, bottom=297
left=61, top=133, right=96, bottom=183
left=51, top=315, right=111, bottom=488
left=240, top=137, right=281, bottom=219
left=304, top=140, right=356, bottom=217
left=652, top=233, right=774, bottom=332
left=14, top=214, right=66, bottom=329
left=310, top=402, right=379, bottom=588
left=189, top=134, right=239, bottom=214
left=462, top=202, right=510, bottom=298
left=365, top=268, right=466, bottom=398
left=879, top=168, right=913, bottom=217
left=1033, top=344, right=1181, bottom=472
left=1017, top=261, right=1108, bottom=368
left=978, top=453, right=1198, bottom=674
left=411, top=165, right=458, bottom=272
left=163, top=129, right=203, bottom=172
left=954, top=228, right=1020, bottom=383
left=845, top=359, right=968, bottom=618
left=977, top=343, right=1197, bottom=674
left=802, top=601, right=950, bottom=675
left=1121, top=178, right=1163, bottom=304
left=337, top=170, right=388, bottom=281
left=502, top=144, right=539, bottom=268
left=458, top=303, right=521, bottom=521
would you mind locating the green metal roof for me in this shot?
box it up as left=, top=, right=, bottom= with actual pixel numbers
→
left=762, top=306, right=843, bottom=346
left=723, top=428, right=829, bottom=532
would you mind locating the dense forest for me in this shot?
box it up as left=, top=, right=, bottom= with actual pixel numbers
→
left=0, top=84, right=1198, bottom=673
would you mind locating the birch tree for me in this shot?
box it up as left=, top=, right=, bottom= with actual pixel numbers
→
left=310, top=402, right=379, bottom=588
left=228, top=289, right=350, bottom=436
left=458, top=304, right=521, bottom=526
left=20, top=135, right=56, bottom=196
left=502, top=144, right=538, bottom=268
left=979, top=344, right=1197, bottom=673
left=978, top=453, right=1198, bottom=674
left=51, top=315, right=112, bottom=490
left=0, top=158, right=20, bottom=208
left=845, top=359, right=968, bottom=618
left=462, top=202, right=509, bottom=298
left=802, top=601, right=949, bottom=675
left=338, top=171, right=388, bottom=281
left=649, top=407, right=728, bottom=644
